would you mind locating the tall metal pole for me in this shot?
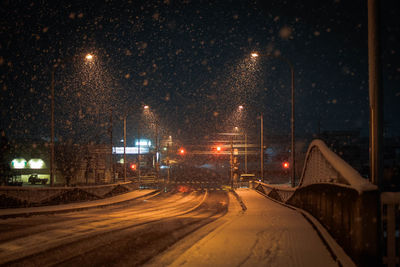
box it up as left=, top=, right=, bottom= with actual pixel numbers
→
left=265, top=54, right=295, bottom=186
left=123, top=116, right=127, bottom=182
left=155, top=123, right=159, bottom=183
left=368, top=0, right=383, bottom=188
left=138, top=127, right=141, bottom=183
left=167, top=143, right=170, bottom=184
left=230, top=137, right=234, bottom=189
left=50, top=68, right=55, bottom=186
left=110, top=109, right=113, bottom=183
left=260, top=113, right=264, bottom=182
left=245, top=133, right=248, bottom=173
left=290, top=64, right=295, bottom=187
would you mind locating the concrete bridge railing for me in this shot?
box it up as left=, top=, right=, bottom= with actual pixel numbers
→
left=253, top=139, right=380, bottom=267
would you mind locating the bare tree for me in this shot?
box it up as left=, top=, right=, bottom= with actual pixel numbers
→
left=55, top=139, right=86, bottom=186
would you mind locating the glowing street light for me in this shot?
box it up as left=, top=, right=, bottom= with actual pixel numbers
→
left=238, top=105, right=244, bottom=110
left=251, top=52, right=259, bottom=58
left=85, top=53, right=94, bottom=61
left=143, top=105, right=149, bottom=110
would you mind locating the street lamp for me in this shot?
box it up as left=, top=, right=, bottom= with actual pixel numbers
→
left=251, top=52, right=296, bottom=187
left=85, top=53, right=94, bottom=61
left=50, top=53, right=94, bottom=186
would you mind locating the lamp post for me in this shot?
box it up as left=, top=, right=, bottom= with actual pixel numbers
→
left=251, top=52, right=296, bottom=187
left=123, top=114, right=127, bottom=182
left=368, top=0, right=383, bottom=188
left=236, top=105, right=247, bottom=173
left=260, top=113, right=264, bottom=182
left=50, top=53, right=94, bottom=186
left=143, top=105, right=161, bottom=183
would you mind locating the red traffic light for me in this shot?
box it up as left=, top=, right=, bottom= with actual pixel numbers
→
left=282, top=161, right=290, bottom=169
left=179, top=148, right=186, bottom=155
left=213, top=144, right=223, bottom=153
left=130, top=163, right=137, bottom=171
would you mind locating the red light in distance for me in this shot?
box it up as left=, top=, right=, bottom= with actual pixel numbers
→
left=282, top=161, right=290, bottom=169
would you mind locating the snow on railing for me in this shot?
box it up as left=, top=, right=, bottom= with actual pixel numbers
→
left=298, top=139, right=377, bottom=193
left=252, top=182, right=295, bottom=202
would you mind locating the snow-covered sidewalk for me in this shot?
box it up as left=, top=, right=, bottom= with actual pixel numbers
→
left=165, top=188, right=346, bottom=267
left=0, top=189, right=157, bottom=218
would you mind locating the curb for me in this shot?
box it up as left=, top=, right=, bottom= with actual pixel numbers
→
left=230, top=189, right=247, bottom=211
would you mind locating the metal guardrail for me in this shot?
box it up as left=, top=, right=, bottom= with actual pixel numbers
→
left=381, top=192, right=400, bottom=267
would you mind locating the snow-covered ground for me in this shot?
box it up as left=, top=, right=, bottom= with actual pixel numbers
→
left=0, top=189, right=157, bottom=218
left=150, top=188, right=350, bottom=267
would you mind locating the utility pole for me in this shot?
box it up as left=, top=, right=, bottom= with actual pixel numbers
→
left=155, top=123, right=159, bottom=183
left=290, top=62, right=296, bottom=188
left=245, top=133, right=248, bottom=173
left=167, top=143, right=170, bottom=185
left=110, top=109, right=114, bottom=183
left=368, top=0, right=383, bottom=188
left=260, top=114, right=264, bottom=182
left=123, top=116, right=127, bottom=182
left=230, top=137, right=234, bottom=189
left=50, top=68, right=55, bottom=186
left=368, top=2, right=383, bottom=264
left=137, top=127, right=141, bottom=184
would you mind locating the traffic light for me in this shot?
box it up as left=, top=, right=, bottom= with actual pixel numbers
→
left=213, top=144, right=223, bottom=153
left=282, top=161, right=290, bottom=169
left=130, top=163, right=137, bottom=171
left=178, top=148, right=186, bottom=155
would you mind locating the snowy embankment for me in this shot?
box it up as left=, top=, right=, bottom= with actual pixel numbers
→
left=0, top=182, right=139, bottom=208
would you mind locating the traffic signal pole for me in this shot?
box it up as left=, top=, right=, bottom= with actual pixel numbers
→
left=260, top=114, right=264, bottom=182
left=245, top=133, right=248, bottom=174
left=123, top=116, right=127, bottom=182
left=230, top=137, right=234, bottom=189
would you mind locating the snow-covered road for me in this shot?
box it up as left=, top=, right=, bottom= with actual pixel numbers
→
left=154, top=188, right=342, bottom=267
left=0, top=190, right=229, bottom=266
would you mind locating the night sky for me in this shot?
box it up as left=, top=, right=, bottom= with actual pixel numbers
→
left=1, top=0, right=399, bottom=145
